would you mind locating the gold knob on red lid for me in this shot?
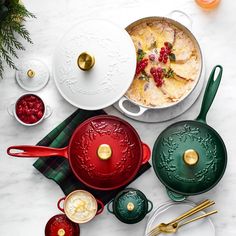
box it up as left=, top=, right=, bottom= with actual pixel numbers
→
left=97, top=144, right=112, bottom=160
left=27, top=69, right=35, bottom=78
left=77, top=52, right=95, bottom=71
left=57, top=228, right=65, bottom=236
left=183, top=149, right=199, bottom=166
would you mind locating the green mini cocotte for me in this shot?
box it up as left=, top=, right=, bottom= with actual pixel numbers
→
left=107, top=188, right=153, bottom=224
left=152, top=65, right=227, bottom=201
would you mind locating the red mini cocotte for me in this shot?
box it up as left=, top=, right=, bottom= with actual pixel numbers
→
left=7, top=94, right=52, bottom=126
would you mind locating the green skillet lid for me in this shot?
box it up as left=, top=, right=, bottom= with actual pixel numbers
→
left=107, top=188, right=153, bottom=224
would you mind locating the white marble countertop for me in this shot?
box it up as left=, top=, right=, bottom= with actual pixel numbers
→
left=0, top=0, right=235, bottom=235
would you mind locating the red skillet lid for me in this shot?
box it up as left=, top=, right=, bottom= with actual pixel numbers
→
left=45, top=214, right=80, bottom=236
left=68, top=115, right=144, bottom=190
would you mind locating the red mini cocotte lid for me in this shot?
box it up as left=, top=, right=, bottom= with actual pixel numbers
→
left=45, top=214, right=80, bottom=236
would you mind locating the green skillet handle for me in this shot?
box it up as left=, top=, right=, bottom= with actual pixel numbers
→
left=166, top=189, right=187, bottom=202
left=196, top=65, right=223, bottom=123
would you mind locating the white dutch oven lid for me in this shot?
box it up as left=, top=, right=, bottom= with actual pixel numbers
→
left=53, top=19, right=136, bottom=110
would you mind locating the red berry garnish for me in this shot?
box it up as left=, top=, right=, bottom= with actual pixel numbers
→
left=135, top=58, right=148, bottom=75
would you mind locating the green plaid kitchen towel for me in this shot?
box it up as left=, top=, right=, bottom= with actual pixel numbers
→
left=33, top=109, right=151, bottom=205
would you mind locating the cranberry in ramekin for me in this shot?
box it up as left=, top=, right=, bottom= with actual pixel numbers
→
left=8, top=94, right=52, bottom=126
left=16, top=94, right=45, bottom=124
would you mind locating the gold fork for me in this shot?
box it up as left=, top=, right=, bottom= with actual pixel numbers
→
left=148, top=199, right=216, bottom=236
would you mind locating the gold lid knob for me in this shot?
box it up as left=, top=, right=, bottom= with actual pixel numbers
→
left=27, top=69, right=35, bottom=78
left=97, top=144, right=112, bottom=160
left=57, top=228, right=65, bottom=236
left=183, top=149, right=199, bottom=166
left=77, top=52, right=95, bottom=71
left=127, top=202, right=135, bottom=211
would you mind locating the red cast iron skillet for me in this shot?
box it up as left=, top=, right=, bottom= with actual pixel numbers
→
left=7, top=115, right=151, bottom=191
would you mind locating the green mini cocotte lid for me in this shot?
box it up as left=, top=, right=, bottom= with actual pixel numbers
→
left=107, top=188, right=153, bottom=224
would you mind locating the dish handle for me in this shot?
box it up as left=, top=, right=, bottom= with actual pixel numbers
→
left=141, top=143, right=151, bottom=165
left=44, top=105, right=53, bottom=119
left=57, top=197, right=66, bottom=213
left=107, top=200, right=114, bottom=214
left=166, top=188, right=187, bottom=202
left=7, top=103, right=15, bottom=117
left=196, top=65, right=223, bottom=123
left=7, top=145, right=68, bottom=158
left=96, top=199, right=104, bottom=215
left=147, top=200, right=153, bottom=213
left=118, top=97, right=147, bottom=117
left=168, top=10, right=192, bottom=30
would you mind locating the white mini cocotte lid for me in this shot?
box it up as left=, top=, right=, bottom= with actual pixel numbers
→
left=52, top=19, right=136, bottom=110
left=15, top=58, right=50, bottom=91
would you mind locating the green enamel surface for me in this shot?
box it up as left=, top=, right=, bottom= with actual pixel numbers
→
left=152, top=121, right=227, bottom=195
left=112, top=188, right=148, bottom=224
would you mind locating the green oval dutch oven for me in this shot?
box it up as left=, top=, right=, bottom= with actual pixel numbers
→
left=107, top=188, right=153, bottom=224
left=152, top=65, right=227, bottom=201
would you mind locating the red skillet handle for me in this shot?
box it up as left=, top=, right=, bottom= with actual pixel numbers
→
left=7, top=145, right=68, bottom=159
left=141, top=143, right=151, bottom=165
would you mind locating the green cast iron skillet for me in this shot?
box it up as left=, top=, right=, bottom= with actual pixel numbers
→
left=152, top=65, right=227, bottom=201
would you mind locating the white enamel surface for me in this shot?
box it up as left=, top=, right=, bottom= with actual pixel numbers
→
left=145, top=201, right=215, bottom=236
left=53, top=19, right=136, bottom=110
left=0, top=0, right=235, bottom=235
left=15, top=58, right=50, bottom=91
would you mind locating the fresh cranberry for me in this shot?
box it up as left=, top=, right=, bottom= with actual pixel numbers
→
left=15, top=94, right=45, bottom=124
left=135, top=58, right=148, bottom=75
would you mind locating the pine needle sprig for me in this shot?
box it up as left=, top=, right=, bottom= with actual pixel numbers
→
left=0, top=0, right=36, bottom=78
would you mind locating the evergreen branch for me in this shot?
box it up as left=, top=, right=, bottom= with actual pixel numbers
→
left=0, top=0, right=36, bottom=78
left=0, top=58, right=3, bottom=79
left=0, top=47, right=17, bottom=70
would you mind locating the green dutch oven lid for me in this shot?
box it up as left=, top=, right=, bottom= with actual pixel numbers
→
left=107, top=188, right=153, bottom=224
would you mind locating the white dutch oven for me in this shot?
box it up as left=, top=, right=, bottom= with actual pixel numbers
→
left=52, top=11, right=204, bottom=122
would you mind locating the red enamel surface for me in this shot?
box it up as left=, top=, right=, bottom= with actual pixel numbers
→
left=68, top=115, right=144, bottom=190
left=45, top=214, right=80, bottom=236
left=15, top=94, right=45, bottom=124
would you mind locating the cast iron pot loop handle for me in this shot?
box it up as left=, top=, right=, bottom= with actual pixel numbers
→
left=118, top=97, right=147, bottom=117
left=147, top=200, right=153, bottom=213
left=141, top=143, right=151, bottom=165
left=96, top=199, right=104, bottom=215
left=57, top=197, right=66, bottom=213
left=107, top=200, right=114, bottom=214
left=166, top=189, right=187, bottom=202
left=168, top=10, right=192, bottom=29
left=196, top=65, right=223, bottom=123
left=7, top=145, right=68, bottom=158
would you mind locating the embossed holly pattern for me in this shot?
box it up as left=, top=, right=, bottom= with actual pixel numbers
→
left=116, top=191, right=144, bottom=218
left=158, top=124, right=218, bottom=183
left=73, top=121, right=136, bottom=180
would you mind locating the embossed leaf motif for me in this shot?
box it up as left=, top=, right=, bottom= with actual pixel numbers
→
left=158, top=124, right=219, bottom=184
left=172, top=124, right=200, bottom=142
left=194, top=145, right=218, bottom=182
left=117, top=192, right=144, bottom=219
left=75, top=121, right=136, bottom=179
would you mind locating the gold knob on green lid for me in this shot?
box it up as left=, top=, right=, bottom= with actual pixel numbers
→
left=127, top=202, right=135, bottom=211
left=183, top=149, right=199, bottom=166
